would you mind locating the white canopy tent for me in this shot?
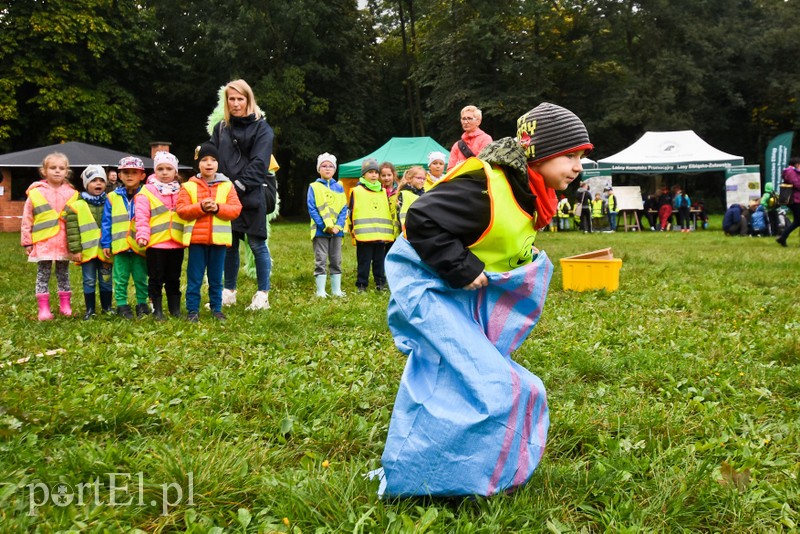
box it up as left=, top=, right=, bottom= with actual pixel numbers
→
left=597, top=130, right=744, bottom=173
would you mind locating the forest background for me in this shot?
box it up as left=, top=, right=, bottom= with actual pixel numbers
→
left=2, top=0, right=800, bottom=216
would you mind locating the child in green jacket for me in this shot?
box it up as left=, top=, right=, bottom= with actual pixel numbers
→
left=63, top=165, right=113, bottom=319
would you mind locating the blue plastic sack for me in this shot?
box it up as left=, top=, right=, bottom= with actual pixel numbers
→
left=380, top=237, right=552, bottom=497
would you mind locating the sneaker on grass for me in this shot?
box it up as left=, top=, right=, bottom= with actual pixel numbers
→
left=222, top=288, right=237, bottom=306
left=246, top=291, right=270, bottom=311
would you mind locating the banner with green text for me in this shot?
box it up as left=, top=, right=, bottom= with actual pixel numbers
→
left=764, top=132, right=793, bottom=189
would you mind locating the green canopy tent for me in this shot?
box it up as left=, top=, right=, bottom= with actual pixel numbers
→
left=339, top=136, right=449, bottom=177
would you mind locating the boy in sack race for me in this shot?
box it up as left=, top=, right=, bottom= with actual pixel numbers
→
left=374, top=103, right=593, bottom=497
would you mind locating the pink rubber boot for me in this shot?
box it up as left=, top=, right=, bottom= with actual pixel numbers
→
left=58, top=291, right=72, bottom=317
left=36, top=293, right=53, bottom=321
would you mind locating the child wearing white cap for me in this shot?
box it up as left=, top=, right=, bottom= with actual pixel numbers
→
left=134, top=151, right=186, bottom=319
left=424, top=151, right=447, bottom=190
left=307, top=153, right=347, bottom=297
left=63, top=165, right=113, bottom=319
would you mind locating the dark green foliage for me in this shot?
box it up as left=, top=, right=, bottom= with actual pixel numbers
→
left=3, top=0, right=800, bottom=215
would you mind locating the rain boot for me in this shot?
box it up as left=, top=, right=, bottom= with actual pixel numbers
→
left=117, top=305, right=134, bottom=319
left=315, top=275, right=328, bottom=298
left=83, top=292, right=96, bottom=321
left=58, top=291, right=72, bottom=317
left=36, top=293, right=53, bottom=321
left=135, top=303, right=150, bottom=318
left=166, top=293, right=181, bottom=318
left=151, top=295, right=165, bottom=321
left=330, top=274, right=345, bottom=297
left=100, top=291, right=113, bottom=313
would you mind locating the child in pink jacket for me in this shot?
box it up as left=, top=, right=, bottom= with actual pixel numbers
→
left=21, top=152, right=78, bottom=320
left=134, top=151, right=186, bottom=319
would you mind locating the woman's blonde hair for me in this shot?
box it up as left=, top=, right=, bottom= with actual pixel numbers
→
left=39, top=152, right=69, bottom=179
left=223, top=79, right=261, bottom=124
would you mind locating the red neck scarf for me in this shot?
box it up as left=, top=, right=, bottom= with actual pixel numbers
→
left=527, top=166, right=556, bottom=230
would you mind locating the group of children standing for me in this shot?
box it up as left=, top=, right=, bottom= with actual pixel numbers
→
left=306, top=151, right=445, bottom=295
left=21, top=145, right=242, bottom=322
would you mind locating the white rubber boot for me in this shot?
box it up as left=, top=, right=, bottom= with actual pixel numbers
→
left=330, top=274, right=345, bottom=297
left=315, top=275, right=328, bottom=298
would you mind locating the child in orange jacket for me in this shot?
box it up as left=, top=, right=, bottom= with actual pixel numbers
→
left=176, top=142, right=242, bottom=321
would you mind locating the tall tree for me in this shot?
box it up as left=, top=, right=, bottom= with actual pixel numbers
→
left=0, top=0, right=164, bottom=152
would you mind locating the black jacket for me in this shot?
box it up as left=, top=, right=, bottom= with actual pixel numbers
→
left=405, top=138, right=537, bottom=288
left=211, top=115, right=275, bottom=238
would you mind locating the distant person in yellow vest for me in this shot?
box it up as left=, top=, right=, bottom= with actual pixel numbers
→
left=556, top=193, right=572, bottom=231
left=605, top=186, right=618, bottom=232
left=101, top=156, right=148, bottom=319
left=377, top=102, right=593, bottom=497
left=379, top=162, right=400, bottom=256
left=134, top=151, right=187, bottom=320
left=307, top=152, right=347, bottom=298
left=591, top=193, right=604, bottom=229
left=21, top=152, right=78, bottom=320
left=396, top=165, right=426, bottom=234
left=424, top=151, right=447, bottom=190
left=176, top=143, right=242, bottom=322
left=348, top=158, right=393, bottom=291
left=63, top=165, right=113, bottom=320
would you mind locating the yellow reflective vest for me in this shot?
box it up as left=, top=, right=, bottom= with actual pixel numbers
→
left=441, top=158, right=538, bottom=273
left=29, top=188, right=77, bottom=243
left=182, top=181, right=233, bottom=246
left=309, top=181, right=347, bottom=239
left=424, top=172, right=444, bottom=191
left=350, top=185, right=394, bottom=243
left=396, top=189, right=422, bottom=234
left=109, top=191, right=146, bottom=256
left=591, top=199, right=603, bottom=218
left=65, top=199, right=106, bottom=264
left=137, top=187, right=187, bottom=247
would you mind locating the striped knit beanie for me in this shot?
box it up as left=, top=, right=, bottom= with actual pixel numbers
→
left=516, top=103, right=593, bottom=162
left=361, top=158, right=380, bottom=175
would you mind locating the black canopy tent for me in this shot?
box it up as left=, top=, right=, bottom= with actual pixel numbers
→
left=0, top=141, right=191, bottom=200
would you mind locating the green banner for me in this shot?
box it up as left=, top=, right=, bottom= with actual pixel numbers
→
left=580, top=169, right=612, bottom=181
left=764, top=131, right=793, bottom=189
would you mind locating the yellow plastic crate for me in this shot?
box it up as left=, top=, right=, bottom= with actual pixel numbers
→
left=559, top=247, right=623, bottom=292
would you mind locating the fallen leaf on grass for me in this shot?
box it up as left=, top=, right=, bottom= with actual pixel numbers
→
left=717, top=461, right=751, bottom=492
left=0, top=348, right=66, bottom=368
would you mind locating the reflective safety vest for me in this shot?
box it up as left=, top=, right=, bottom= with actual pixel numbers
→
left=309, top=181, right=347, bottom=239
left=109, top=191, right=146, bottom=256
left=350, top=185, right=394, bottom=242
left=607, top=193, right=617, bottom=213
left=182, top=181, right=233, bottom=246
left=591, top=199, right=603, bottom=218
left=137, top=187, right=187, bottom=247
left=29, top=188, right=77, bottom=243
left=397, top=189, right=421, bottom=234
left=424, top=172, right=443, bottom=191
left=443, top=158, right=538, bottom=273
left=66, top=200, right=106, bottom=264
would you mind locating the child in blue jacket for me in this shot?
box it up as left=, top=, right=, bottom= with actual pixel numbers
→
left=307, top=153, right=348, bottom=297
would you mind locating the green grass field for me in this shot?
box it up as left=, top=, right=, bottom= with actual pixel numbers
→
left=1, top=220, right=799, bottom=532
